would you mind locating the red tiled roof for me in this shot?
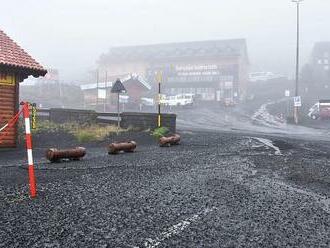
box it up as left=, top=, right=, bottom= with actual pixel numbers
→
left=0, top=29, right=47, bottom=76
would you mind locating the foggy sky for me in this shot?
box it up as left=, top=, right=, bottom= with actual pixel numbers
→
left=1, top=0, right=330, bottom=81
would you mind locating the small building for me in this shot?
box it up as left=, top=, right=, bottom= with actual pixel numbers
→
left=98, top=39, right=249, bottom=104
left=80, top=74, right=151, bottom=111
left=0, top=29, right=47, bottom=148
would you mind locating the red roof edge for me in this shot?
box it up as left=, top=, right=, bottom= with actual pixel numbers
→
left=0, top=29, right=47, bottom=77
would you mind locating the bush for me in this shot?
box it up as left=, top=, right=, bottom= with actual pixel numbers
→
left=151, top=127, right=170, bottom=139
left=28, top=120, right=126, bottom=143
left=75, top=131, right=97, bottom=143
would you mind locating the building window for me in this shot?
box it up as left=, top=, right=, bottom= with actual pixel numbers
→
left=318, top=59, right=323, bottom=64
left=324, top=59, right=329, bottom=65
left=325, top=65, right=329, bottom=71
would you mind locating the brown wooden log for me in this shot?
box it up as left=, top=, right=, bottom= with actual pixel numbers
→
left=46, top=147, right=86, bottom=163
left=159, top=134, right=181, bottom=147
left=107, top=141, right=137, bottom=154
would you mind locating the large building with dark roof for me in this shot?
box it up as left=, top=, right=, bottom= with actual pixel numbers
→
left=0, top=29, right=46, bottom=148
left=98, top=39, right=249, bottom=104
left=311, top=42, right=330, bottom=84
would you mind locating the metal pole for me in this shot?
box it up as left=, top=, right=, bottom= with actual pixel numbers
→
left=293, top=0, right=303, bottom=124
left=117, top=92, right=120, bottom=134
left=104, top=71, right=107, bottom=112
left=157, top=71, right=162, bottom=127
left=96, top=69, right=99, bottom=111
left=22, top=102, right=37, bottom=198
left=158, top=80, right=161, bottom=127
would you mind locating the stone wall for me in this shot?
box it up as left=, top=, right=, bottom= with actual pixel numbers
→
left=48, top=109, right=97, bottom=124
left=37, top=109, right=177, bottom=132
left=120, top=112, right=176, bottom=133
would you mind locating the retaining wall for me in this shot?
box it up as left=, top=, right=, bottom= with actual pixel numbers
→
left=48, top=109, right=97, bottom=124
left=120, top=112, right=176, bottom=133
left=37, top=109, right=176, bottom=132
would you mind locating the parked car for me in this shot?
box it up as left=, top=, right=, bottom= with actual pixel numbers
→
left=308, top=100, right=330, bottom=120
left=140, top=97, right=154, bottom=106
left=160, top=94, right=194, bottom=107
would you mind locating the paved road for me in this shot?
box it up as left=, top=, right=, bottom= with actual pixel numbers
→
left=176, top=103, right=330, bottom=141
left=1, top=131, right=330, bottom=247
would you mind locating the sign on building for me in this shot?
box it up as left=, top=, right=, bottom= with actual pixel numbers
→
left=150, top=64, right=238, bottom=84
left=0, top=73, right=15, bottom=86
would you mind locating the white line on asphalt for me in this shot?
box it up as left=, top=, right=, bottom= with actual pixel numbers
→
left=142, top=207, right=217, bottom=248
left=272, top=180, right=330, bottom=214
left=252, top=137, right=282, bottom=155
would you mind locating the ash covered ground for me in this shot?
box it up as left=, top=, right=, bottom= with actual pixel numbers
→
left=1, top=127, right=330, bottom=247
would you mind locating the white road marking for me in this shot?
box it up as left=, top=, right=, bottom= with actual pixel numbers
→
left=142, top=207, right=217, bottom=248
left=252, top=137, right=282, bottom=155
left=272, top=180, right=330, bottom=214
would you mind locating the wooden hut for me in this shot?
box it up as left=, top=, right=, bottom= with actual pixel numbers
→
left=0, top=29, right=47, bottom=148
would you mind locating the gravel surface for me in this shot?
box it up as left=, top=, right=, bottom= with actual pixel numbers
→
left=1, top=130, right=330, bottom=247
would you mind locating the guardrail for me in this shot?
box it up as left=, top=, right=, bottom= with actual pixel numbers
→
left=96, top=112, right=119, bottom=125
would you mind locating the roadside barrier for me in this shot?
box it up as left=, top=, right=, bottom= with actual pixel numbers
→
left=0, top=102, right=37, bottom=198
left=21, top=102, right=37, bottom=198
left=159, top=134, right=181, bottom=147
left=107, top=141, right=137, bottom=154
left=46, top=147, right=86, bottom=163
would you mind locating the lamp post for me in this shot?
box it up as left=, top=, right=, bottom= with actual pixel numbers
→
left=292, top=0, right=303, bottom=124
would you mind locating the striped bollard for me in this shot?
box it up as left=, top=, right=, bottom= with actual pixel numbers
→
left=22, top=102, right=37, bottom=198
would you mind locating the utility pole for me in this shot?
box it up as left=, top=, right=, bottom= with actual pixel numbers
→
left=96, top=69, right=99, bottom=111
left=292, top=0, right=303, bottom=124
left=104, top=71, right=107, bottom=112
left=156, top=71, right=163, bottom=127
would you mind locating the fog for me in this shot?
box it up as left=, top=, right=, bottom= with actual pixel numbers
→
left=1, top=0, right=330, bottom=81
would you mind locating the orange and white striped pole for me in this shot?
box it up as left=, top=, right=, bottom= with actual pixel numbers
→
left=22, top=102, right=37, bottom=198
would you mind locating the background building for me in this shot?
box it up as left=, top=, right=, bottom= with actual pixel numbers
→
left=301, top=42, right=330, bottom=97
left=98, top=39, right=249, bottom=104
left=310, top=42, right=330, bottom=86
left=80, top=74, right=151, bottom=111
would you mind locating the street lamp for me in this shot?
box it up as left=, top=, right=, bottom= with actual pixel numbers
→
left=292, top=0, right=303, bottom=124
